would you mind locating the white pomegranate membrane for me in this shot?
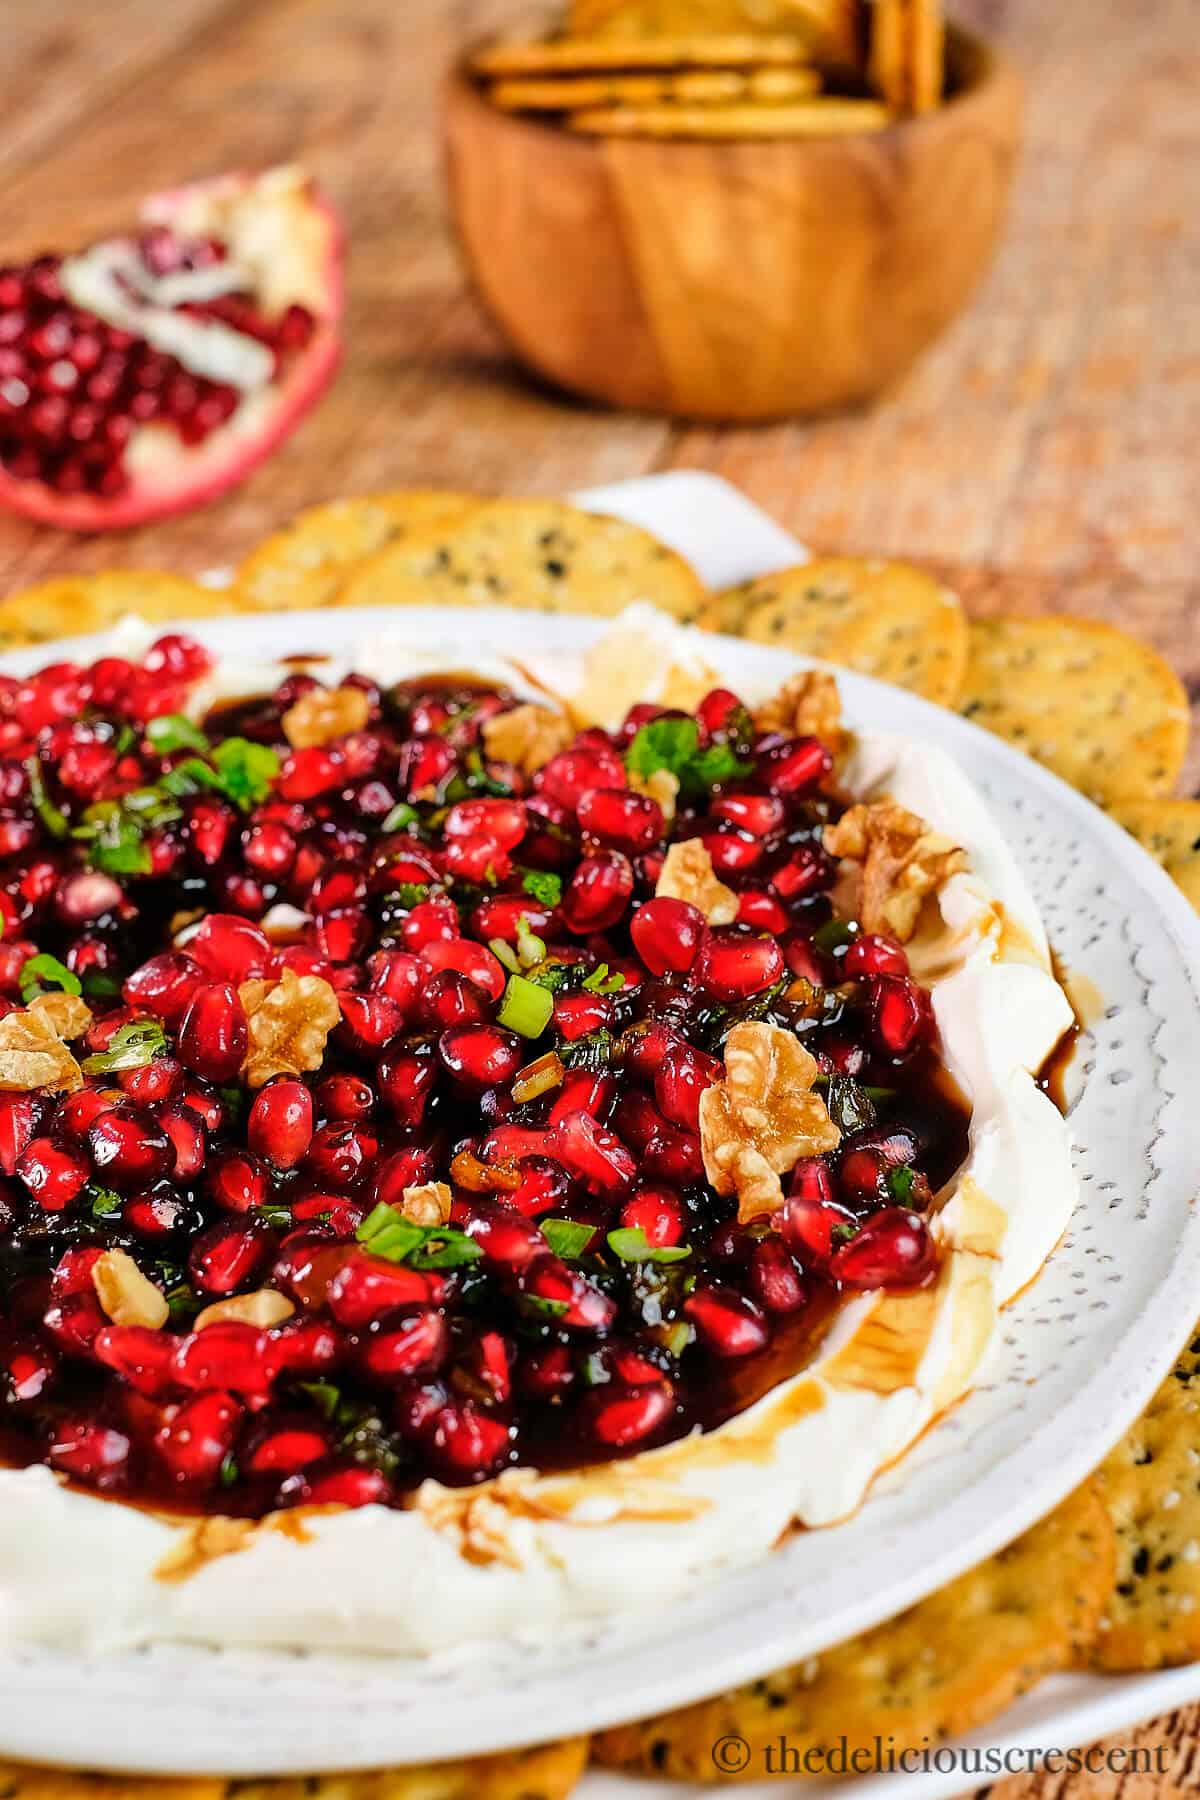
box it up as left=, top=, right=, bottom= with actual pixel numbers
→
left=0, top=638, right=971, bottom=1516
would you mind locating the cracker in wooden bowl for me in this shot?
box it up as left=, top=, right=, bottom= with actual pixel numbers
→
left=1092, top=1326, right=1200, bottom=1671
left=337, top=498, right=706, bottom=619
left=470, top=33, right=818, bottom=76
left=489, top=65, right=821, bottom=111
left=0, top=573, right=233, bottom=649
left=0, top=1739, right=590, bottom=1800
left=959, top=616, right=1189, bottom=805
left=566, top=0, right=865, bottom=71
left=1108, top=799, right=1200, bottom=912
left=569, top=96, right=889, bottom=136
left=593, top=1483, right=1114, bottom=1777
left=236, top=492, right=480, bottom=614
left=736, top=556, right=967, bottom=704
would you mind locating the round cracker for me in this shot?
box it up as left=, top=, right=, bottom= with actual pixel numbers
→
left=959, top=616, right=1189, bottom=804
left=0, top=572, right=234, bottom=650
left=0, top=1739, right=589, bottom=1800
left=568, top=0, right=864, bottom=68
left=1109, top=799, right=1200, bottom=912
left=691, top=588, right=755, bottom=635
left=569, top=97, right=888, bottom=137
left=595, top=1483, right=1114, bottom=1777
left=337, top=498, right=706, bottom=620
left=1092, top=1326, right=1200, bottom=1670
left=236, top=492, right=481, bottom=613
left=736, top=556, right=967, bottom=704
left=470, top=33, right=816, bottom=76
left=489, top=65, right=820, bottom=111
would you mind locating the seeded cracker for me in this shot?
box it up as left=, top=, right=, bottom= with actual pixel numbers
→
left=470, top=34, right=818, bottom=77
left=337, top=498, right=705, bottom=619
left=0, top=573, right=232, bottom=648
left=566, top=1, right=865, bottom=71
left=569, top=98, right=889, bottom=138
left=235, top=491, right=480, bottom=613
left=489, top=66, right=821, bottom=111
left=1093, top=1327, right=1200, bottom=1670
left=958, top=616, right=1189, bottom=804
left=593, top=1483, right=1114, bottom=1777
left=1108, top=799, right=1200, bottom=912
left=0, top=1739, right=590, bottom=1799
left=736, top=556, right=968, bottom=705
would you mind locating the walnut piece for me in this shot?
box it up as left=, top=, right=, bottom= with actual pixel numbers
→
left=699, top=1022, right=841, bottom=1225
left=239, top=967, right=340, bottom=1087
left=481, top=702, right=572, bottom=776
left=753, top=670, right=846, bottom=756
left=195, top=1289, right=295, bottom=1330
left=629, top=765, right=680, bottom=827
left=281, top=684, right=371, bottom=749
left=0, top=1004, right=85, bottom=1093
left=92, top=1249, right=169, bottom=1329
left=400, top=1180, right=453, bottom=1227
left=29, top=991, right=93, bottom=1041
left=656, top=838, right=738, bottom=925
left=824, top=800, right=967, bottom=942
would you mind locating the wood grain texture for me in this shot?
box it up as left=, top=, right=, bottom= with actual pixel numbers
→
left=447, top=29, right=1022, bottom=419
left=0, top=2, right=1195, bottom=1786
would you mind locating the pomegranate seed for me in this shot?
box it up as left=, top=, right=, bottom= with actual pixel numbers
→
left=553, top=990, right=613, bottom=1041
left=712, top=791, right=785, bottom=836
left=360, top=1308, right=448, bottom=1380
left=630, top=897, right=706, bottom=976
left=831, top=1209, right=937, bottom=1288
left=780, top=1189, right=855, bottom=1269
left=867, top=975, right=933, bottom=1057
left=247, top=1080, right=314, bottom=1169
left=43, top=1291, right=106, bottom=1357
left=268, top=1317, right=342, bottom=1375
left=54, top=869, right=122, bottom=922
left=520, top=1254, right=616, bottom=1332
left=144, top=634, right=213, bottom=682
left=619, top=1186, right=687, bottom=1248
left=422, top=969, right=490, bottom=1028
left=123, top=952, right=203, bottom=1024
left=702, top=829, right=761, bottom=877
left=0, top=1093, right=42, bottom=1174
left=520, top=1342, right=575, bottom=1400
left=15, top=1136, right=88, bottom=1210
left=843, top=934, right=910, bottom=978
left=94, top=1324, right=177, bottom=1395
left=420, top=937, right=506, bottom=1002
left=299, top=1465, right=391, bottom=1507
left=86, top=1102, right=172, bottom=1192
left=177, top=981, right=248, bottom=1082
left=654, top=1042, right=723, bottom=1132
left=156, top=1391, right=243, bottom=1488
left=188, top=1218, right=271, bottom=1295
left=314, top=1073, right=375, bottom=1123
left=694, top=928, right=785, bottom=1002
left=48, top=1419, right=130, bottom=1487
left=327, top=1254, right=433, bottom=1326
left=548, top=1068, right=613, bottom=1126
left=5, top=1341, right=56, bottom=1403
left=756, top=737, right=833, bottom=795
left=366, top=948, right=423, bottom=1007
left=683, top=1285, right=770, bottom=1357
left=577, top=786, right=663, bottom=852
left=552, top=1109, right=635, bottom=1193
left=207, top=1147, right=271, bottom=1214
left=173, top=1322, right=275, bottom=1397
left=189, top=914, right=273, bottom=982
left=508, top=1155, right=570, bottom=1218
left=244, top=1422, right=330, bottom=1476
left=537, top=746, right=626, bottom=809
left=443, top=797, right=528, bottom=849
left=304, top=1122, right=378, bottom=1189
left=425, top=1402, right=512, bottom=1481
left=159, top=1104, right=207, bottom=1180
left=370, top=1147, right=435, bottom=1210
left=465, top=1198, right=545, bottom=1270
left=586, top=1382, right=674, bottom=1448
left=439, top=1024, right=522, bottom=1089
left=338, top=991, right=407, bottom=1051
left=748, top=1238, right=807, bottom=1314
left=377, top=1044, right=437, bottom=1127
left=278, top=746, right=345, bottom=801
left=560, top=851, right=634, bottom=934
left=737, top=888, right=790, bottom=934
left=770, top=844, right=834, bottom=900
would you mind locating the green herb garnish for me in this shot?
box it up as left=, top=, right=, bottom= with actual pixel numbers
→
left=388, top=881, right=431, bottom=912
left=520, top=868, right=562, bottom=907
left=161, top=737, right=279, bottom=811
left=19, top=953, right=82, bottom=1005
left=607, top=1226, right=692, bottom=1266
left=824, top=1074, right=877, bottom=1134
left=515, top=914, right=547, bottom=969
left=381, top=801, right=419, bottom=833
left=83, top=1018, right=166, bottom=1075
left=24, top=758, right=68, bottom=838
left=145, top=714, right=210, bottom=755
left=357, top=1204, right=483, bottom=1270
left=559, top=1027, right=615, bottom=1071
left=88, top=1185, right=123, bottom=1219
left=812, top=917, right=859, bottom=958
left=298, top=1380, right=341, bottom=1420
left=541, top=1219, right=595, bottom=1259
left=885, top=1164, right=917, bottom=1204
left=626, top=717, right=749, bottom=797
left=581, top=961, right=625, bottom=995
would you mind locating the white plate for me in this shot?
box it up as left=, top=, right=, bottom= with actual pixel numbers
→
left=1, top=474, right=1199, bottom=1786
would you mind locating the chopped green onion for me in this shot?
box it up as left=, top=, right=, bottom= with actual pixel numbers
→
left=298, top=1380, right=341, bottom=1420
left=657, top=1320, right=694, bottom=1358
left=515, top=913, right=547, bottom=969
left=541, top=1219, right=595, bottom=1259
left=520, top=869, right=562, bottom=906
left=83, top=1019, right=166, bottom=1075
left=23, top=759, right=68, bottom=838
left=607, top=1226, right=692, bottom=1266
left=812, top=918, right=859, bottom=957
left=388, top=881, right=431, bottom=911
left=145, top=714, right=210, bottom=755
left=582, top=961, right=625, bottom=995
left=520, top=1293, right=570, bottom=1321
left=218, top=1453, right=240, bottom=1489
left=497, top=973, right=555, bottom=1039
left=559, top=1028, right=614, bottom=1071
left=382, top=802, right=419, bottom=833
left=19, top=954, right=82, bottom=1005
left=489, top=937, right=520, bottom=974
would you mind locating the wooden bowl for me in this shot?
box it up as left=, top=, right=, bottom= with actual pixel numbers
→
left=444, top=28, right=1022, bottom=421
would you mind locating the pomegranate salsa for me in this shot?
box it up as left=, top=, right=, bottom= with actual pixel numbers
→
left=0, top=640, right=968, bottom=1515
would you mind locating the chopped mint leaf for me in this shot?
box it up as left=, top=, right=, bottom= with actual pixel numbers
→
left=161, top=738, right=279, bottom=812
left=520, top=869, right=562, bottom=907
left=885, top=1164, right=917, bottom=1204
left=388, top=881, right=431, bottom=911
left=626, top=717, right=750, bottom=798
left=830, top=1221, right=857, bottom=1249
left=88, top=1185, right=123, bottom=1219
left=607, top=1226, right=692, bottom=1266
left=145, top=714, right=209, bottom=755
left=357, top=1204, right=482, bottom=1270
left=298, top=1380, right=341, bottom=1420
left=19, top=953, right=82, bottom=1004
left=812, top=918, right=859, bottom=958
left=520, top=1293, right=570, bottom=1322
left=83, top=1018, right=166, bottom=1075
left=74, top=787, right=182, bottom=877
left=541, top=1219, right=595, bottom=1259
left=559, top=1027, right=615, bottom=1072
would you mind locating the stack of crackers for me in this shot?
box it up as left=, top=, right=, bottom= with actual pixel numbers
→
left=467, top=0, right=945, bottom=142
left=3, top=489, right=1200, bottom=1796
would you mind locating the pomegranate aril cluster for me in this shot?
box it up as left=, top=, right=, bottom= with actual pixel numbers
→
left=0, top=647, right=965, bottom=1519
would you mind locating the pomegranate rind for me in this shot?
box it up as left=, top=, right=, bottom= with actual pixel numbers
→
left=0, top=166, right=344, bottom=533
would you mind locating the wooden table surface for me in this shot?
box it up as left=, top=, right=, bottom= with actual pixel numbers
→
left=1, top=0, right=1198, bottom=1791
